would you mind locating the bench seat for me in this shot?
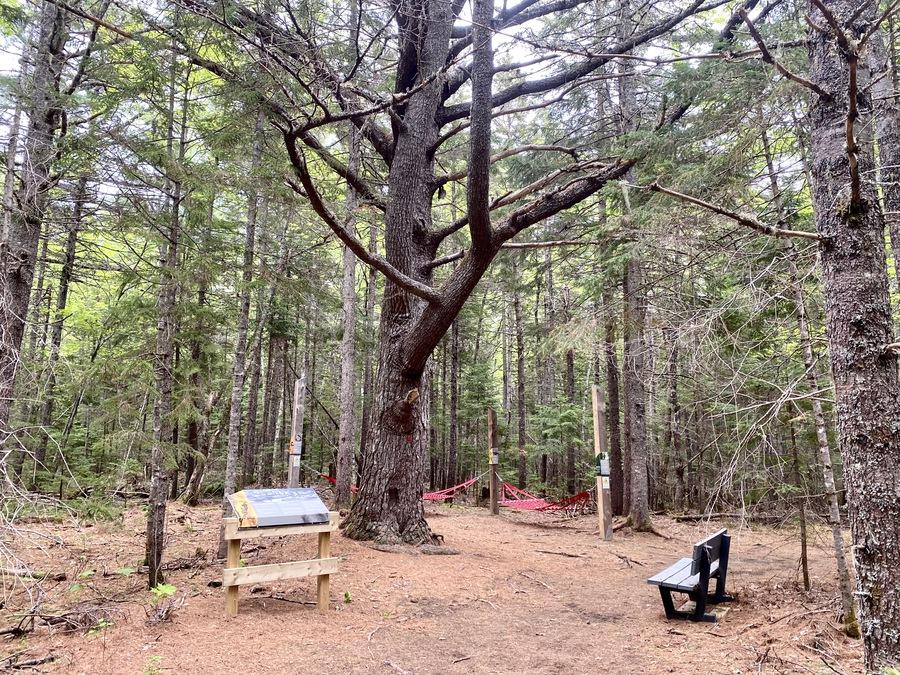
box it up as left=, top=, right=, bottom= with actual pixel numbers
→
left=647, top=557, right=720, bottom=592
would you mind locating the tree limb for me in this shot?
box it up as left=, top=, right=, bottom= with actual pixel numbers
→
left=645, top=181, right=822, bottom=241
left=284, top=136, right=443, bottom=304
left=439, top=0, right=725, bottom=124
left=466, top=0, right=495, bottom=255
left=740, top=8, right=831, bottom=100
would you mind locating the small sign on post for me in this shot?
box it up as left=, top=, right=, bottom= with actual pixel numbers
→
left=592, top=384, right=613, bottom=540
left=488, top=407, right=499, bottom=516
left=287, top=372, right=307, bottom=488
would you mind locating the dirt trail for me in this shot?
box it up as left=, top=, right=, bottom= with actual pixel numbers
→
left=3, top=504, right=862, bottom=674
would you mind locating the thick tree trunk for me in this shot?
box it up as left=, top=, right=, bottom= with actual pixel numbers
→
left=0, top=4, right=66, bottom=455
left=36, top=176, right=86, bottom=466
left=623, top=257, right=651, bottom=530
left=342, top=0, right=461, bottom=544
left=808, top=3, right=900, bottom=666
left=603, top=286, right=625, bottom=515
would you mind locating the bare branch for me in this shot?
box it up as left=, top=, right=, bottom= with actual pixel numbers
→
left=644, top=181, right=822, bottom=241
left=740, top=9, right=831, bottom=100
left=436, top=144, right=577, bottom=185
left=439, top=0, right=724, bottom=124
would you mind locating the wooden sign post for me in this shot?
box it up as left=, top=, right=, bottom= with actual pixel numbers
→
left=591, top=384, right=613, bottom=540
left=287, top=372, right=307, bottom=488
left=488, top=407, right=500, bottom=516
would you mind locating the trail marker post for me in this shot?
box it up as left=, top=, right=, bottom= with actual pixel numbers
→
left=488, top=407, right=500, bottom=516
left=591, top=384, right=613, bottom=540
left=287, top=372, right=307, bottom=488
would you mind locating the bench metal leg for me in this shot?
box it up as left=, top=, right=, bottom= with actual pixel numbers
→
left=659, top=587, right=677, bottom=620
left=689, top=590, right=716, bottom=623
left=659, top=587, right=716, bottom=622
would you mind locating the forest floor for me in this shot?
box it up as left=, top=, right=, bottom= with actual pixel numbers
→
left=1, top=500, right=862, bottom=674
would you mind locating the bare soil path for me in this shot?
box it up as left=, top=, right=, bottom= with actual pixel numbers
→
left=3, top=503, right=862, bottom=673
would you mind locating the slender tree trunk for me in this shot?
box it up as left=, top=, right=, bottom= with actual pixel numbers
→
left=514, top=255, right=527, bottom=488
left=623, top=257, right=651, bottom=530
left=243, top=299, right=264, bottom=484
left=185, top=195, right=215, bottom=490
left=358, top=224, right=378, bottom=480
left=563, top=288, right=576, bottom=494
left=36, top=176, right=86, bottom=465
left=184, top=392, right=225, bottom=506
left=789, top=422, right=811, bottom=592
left=336, top=101, right=361, bottom=507
left=603, top=286, right=624, bottom=515
left=219, top=110, right=264, bottom=556
left=662, top=327, right=679, bottom=512
left=447, top=316, right=459, bottom=488
left=760, top=121, right=859, bottom=636
left=0, top=3, right=67, bottom=455
left=808, top=3, right=899, bottom=666
left=147, top=54, right=188, bottom=587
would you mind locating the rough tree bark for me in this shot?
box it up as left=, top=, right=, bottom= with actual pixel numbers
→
left=336, top=64, right=361, bottom=506
left=0, top=3, right=67, bottom=456
left=623, top=257, right=651, bottom=530
left=358, top=223, right=378, bottom=479
left=147, top=53, right=188, bottom=587
left=870, top=32, right=900, bottom=304
left=603, top=286, right=625, bottom=516
left=807, top=1, right=900, bottom=666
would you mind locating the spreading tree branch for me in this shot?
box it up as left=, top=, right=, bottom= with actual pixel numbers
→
left=284, top=136, right=442, bottom=304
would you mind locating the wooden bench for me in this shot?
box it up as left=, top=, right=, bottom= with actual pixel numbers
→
left=647, top=528, right=734, bottom=622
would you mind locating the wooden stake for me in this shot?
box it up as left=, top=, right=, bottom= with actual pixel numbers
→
left=488, top=407, right=499, bottom=516
left=287, top=372, right=307, bottom=488
left=225, top=526, right=241, bottom=617
left=317, top=530, right=331, bottom=611
left=591, top=384, right=613, bottom=540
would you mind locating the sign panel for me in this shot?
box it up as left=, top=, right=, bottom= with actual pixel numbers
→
left=227, top=488, right=330, bottom=528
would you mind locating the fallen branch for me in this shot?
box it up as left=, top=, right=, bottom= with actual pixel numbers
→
left=535, top=549, right=584, bottom=558
left=0, top=567, right=67, bottom=582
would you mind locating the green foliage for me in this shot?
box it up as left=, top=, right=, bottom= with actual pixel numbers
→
left=149, top=584, right=178, bottom=605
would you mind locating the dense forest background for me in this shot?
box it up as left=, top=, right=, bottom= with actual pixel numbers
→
left=2, top=0, right=899, bottom=665
left=1, top=0, right=857, bottom=515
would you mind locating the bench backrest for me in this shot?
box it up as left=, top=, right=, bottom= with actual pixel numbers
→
left=691, top=528, right=728, bottom=575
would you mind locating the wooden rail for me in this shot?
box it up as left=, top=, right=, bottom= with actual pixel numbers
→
left=223, top=512, right=339, bottom=617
